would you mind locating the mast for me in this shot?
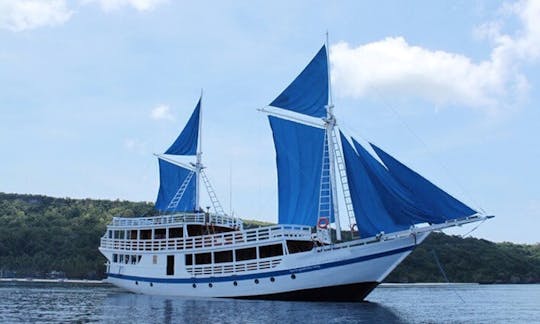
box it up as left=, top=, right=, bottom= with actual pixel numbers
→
left=195, top=89, right=203, bottom=212
left=325, top=32, right=342, bottom=241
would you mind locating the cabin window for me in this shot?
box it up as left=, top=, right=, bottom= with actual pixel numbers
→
left=112, top=254, right=118, bottom=263
left=124, top=255, right=129, bottom=264
left=131, top=255, right=138, bottom=264
left=214, top=250, right=233, bottom=263
left=259, top=244, right=284, bottom=258
left=195, top=252, right=212, bottom=265
left=152, top=255, right=158, bottom=264
left=286, top=240, right=314, bottom=254
left=169, top=227, right=183, bottom=238
left=235, top=247, right=256, bottom=261
left=140, top=229, right=152, bottom=240
left=113, top=230, right=125, bottom=239
left=185, top=254, right=193, bottom=266
left=128, top=230, right=137, bottom=240
left=137, top=255, right=142, bottom=263
left=119, top=255, right=124, bottom=263
left=187, top=225, right=204, bottom=237
left=155, top=228, right=166, bottom=239
left=108, top=231, right=112, bottom=239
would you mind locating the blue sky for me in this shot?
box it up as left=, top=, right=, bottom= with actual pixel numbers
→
left=0, top=0, right=538, bottom=243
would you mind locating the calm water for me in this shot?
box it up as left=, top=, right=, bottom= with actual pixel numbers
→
left=0, top=282, right=538, bottom=323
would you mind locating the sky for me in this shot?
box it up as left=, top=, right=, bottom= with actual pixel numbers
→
left=0, top=0, right=538, bottom=243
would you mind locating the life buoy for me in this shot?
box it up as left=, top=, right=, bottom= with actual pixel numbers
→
left=351, top=223, right=358, bottom=232
left=317, top=217, right=330, bottom=229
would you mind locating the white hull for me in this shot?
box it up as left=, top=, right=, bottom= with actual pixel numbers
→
left=103, top=232, right=428, bottom=300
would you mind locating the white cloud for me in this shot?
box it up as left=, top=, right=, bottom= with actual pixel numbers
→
left=83, top=0, right=167, bottom=12
left=331, top=0, right=540, bottom=112
left=0, top=0, right=73, bottom=32
left=150, top=104, right=174, bottom=121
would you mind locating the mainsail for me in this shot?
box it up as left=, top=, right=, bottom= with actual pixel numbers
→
left=155, top=98, right=202, bottom=212
left=268, top=116, right=329, bottom=225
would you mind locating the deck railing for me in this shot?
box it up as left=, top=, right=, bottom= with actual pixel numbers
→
left=100, top=225, right=311, bottom=252
left=186, top=257, right=282, bottom=276
left=109, top=212, right=243, bottom=229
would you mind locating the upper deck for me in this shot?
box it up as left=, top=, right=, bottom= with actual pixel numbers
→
left=109, top=212, right=243, bottom=230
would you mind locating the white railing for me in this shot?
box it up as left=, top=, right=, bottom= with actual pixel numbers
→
left=110, top=212, right=243, bottom=229
left=187, top=258, right=282, bottom=276
left=315, top=214, right=492, bottom=253
left=100, top=225, right=311, bottom=252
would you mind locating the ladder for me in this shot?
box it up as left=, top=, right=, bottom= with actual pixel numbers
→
left=331, top=129, right=358, bottom=238
left=200, top=169, right=226, bottom=215
left=317, top=131, right=332, bottom=221
left=167, top=171, right=195, bottom=210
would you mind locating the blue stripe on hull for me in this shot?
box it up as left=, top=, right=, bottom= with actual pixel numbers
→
left=107, top=244, right=415, bottom=284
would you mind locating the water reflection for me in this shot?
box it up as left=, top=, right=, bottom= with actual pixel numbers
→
left=102, top=292, right=405, bottom=323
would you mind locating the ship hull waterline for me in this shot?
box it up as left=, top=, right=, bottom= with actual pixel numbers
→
left=103, top=233, right=428, bottom=302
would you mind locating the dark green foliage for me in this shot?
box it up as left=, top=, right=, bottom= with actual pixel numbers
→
left=1, top=192, right=539, bottom=282
left=386, top=232, right=540, bottom=283
left=0, top=192, right=154, bottom=279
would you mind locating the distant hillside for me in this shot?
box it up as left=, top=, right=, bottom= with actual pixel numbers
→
left=1, top=192, right=539, bottom=282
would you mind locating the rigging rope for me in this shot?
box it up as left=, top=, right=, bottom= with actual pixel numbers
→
left=431, top=249, right=466, bottom=303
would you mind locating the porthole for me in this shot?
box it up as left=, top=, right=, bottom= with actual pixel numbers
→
left=192, top=283, right=197, bottom=288
left=135, top=281, right=138, bottom=285
left=208, top=283, right=213, bottom=288
left=233, top=281, right=238, bottom=286
left=254, top=279, right=259, bottom=284
left=150, top=282, right=153, bottom=287
left=270, top=277, right=275, bottom=282
left=291, top=274, right=296, bottom=279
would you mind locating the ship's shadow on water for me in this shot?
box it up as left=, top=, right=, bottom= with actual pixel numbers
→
left=102, top=292, right=405, bottom=323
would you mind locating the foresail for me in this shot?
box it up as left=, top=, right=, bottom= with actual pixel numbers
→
left=269, top=46, right=328, bottom=118
left=164, top=99, right=201, bottom=155
left=370, top=143, right=477, bottom=222
left=155, top=158, right=196, bottom=212
left=340, top=132, right=408, bottom=237
left=269, top=116, right=327, bottom=226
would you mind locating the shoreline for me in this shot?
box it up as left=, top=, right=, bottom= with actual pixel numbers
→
left=0, top=278, right=109, bottom=284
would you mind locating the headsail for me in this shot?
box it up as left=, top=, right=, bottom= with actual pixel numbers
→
left=340, top=132, right=409, bottom=237
left=269, top=46, right=328, bottom=118
left=164, top=99, right=201, bottom=156
left=370, top=143, right=477, bottom=222
left=155, top=158, right=196, bottom=212
left=269, top=116, right=329, bottom=225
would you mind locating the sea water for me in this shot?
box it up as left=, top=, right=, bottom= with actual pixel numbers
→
left=0, top=282, right=538, bottom=323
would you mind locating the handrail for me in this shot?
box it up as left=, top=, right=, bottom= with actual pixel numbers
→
left=109, top=212, right=243, bottom=229
left=315, top=214, right=492, bottom=253
left=100, top=224, right=312, bottom=252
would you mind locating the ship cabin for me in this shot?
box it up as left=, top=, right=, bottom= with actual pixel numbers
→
left=100, top=212, right=315, bottom=277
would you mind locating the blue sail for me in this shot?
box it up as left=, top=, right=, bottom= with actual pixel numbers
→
left=269, top=116, right=327, bottom=226
left=340, top=133, right=408, bottom=237
left=269, top=46, right=328, bottom=118
left=164, top=99, right=201, bottom=155
left=155, top=158, right=196, bottom=212
left=370, top=143, right=477, bottom=222
left=350, top=137, right=431, bottom=226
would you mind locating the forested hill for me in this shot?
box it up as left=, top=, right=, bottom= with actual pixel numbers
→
left=1, top=192, right=539, bottom=283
